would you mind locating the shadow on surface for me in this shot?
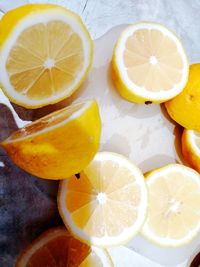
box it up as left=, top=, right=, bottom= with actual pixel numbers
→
left=12, top=77, right=89, bottom=122
left=160, top=104, right=186, bottom=165
left=0, top=104, right=18, bottom=142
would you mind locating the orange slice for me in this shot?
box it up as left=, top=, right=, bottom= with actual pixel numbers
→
left=15, top=227, right=113, bottom=267
left=112, top=22, right=188, bottom=104
left=58, top=152, right=148, bottom=247
left=1, top=100, right=101, bottom=180
left=0, top=4, right=93, bottom=108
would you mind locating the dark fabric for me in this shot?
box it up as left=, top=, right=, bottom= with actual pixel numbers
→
left=0, top=104, right=61, bottom=267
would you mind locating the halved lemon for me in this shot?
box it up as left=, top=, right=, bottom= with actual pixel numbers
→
left=58, top=152, right=148, bottom=247
left=0, top=4, right=93, bottom=108
left=15, top=227, right=113, bottom=267
left=142, top=164, right=200, bottom=247
left=165, top=64, right=200, bottom=131
left=182, top=129, right=200, bottom=173
left=112, top=22, right=188, bottom=104
left=1, top=100, right=101, bottom=180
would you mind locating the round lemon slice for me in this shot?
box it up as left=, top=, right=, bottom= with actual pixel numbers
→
left=112, top=22, right=189, bottom=104
left=16, top=227, right=113, bottom=267
left=142, top=164, right=200, bottom=247
left=0, top=4, right=93, bottom=108
left=182, top=129, right=200, bottom=173
left=58, top=152, right=148, bottom=247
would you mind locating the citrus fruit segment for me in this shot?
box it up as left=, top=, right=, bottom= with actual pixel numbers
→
left=165, top=64, right=200, bottom=131
left=0, top=4, right=93, bottom=108
left=15, top=227, right=113, bottom=267
left=79, top=247, right=113, bottom=267
left=112, top=22, right=188, bottom=104
left=58, top=152, right=148, bottom=247
left=182, top=129, right=200, bottom=173
left=142, top=164, right=200, bottom=247
left=1, top=100, right=101, bottom=180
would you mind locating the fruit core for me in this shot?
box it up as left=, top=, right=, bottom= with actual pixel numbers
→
left=165, top=198, right=181, bottom=217
left=149, top=55, right=158, bottom=65
left=44, top=58, right=55, bottom=69
left=97, top=192, right=107, bottom=204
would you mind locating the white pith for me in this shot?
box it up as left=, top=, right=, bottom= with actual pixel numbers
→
left=188, top=130, right=200, bottom=155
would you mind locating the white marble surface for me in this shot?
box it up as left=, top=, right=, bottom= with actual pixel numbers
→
left=0, top=1, right=200, bottom=267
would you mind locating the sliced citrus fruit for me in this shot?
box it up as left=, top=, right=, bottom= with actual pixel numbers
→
left=112, top=22, right=188, bottom=104
left=15, top=227, right=113, bottom=267
left=0, top=4, right=93, bottom=108
left=142, top=164, right=200, bottom=247
left=1, top=100, right=101, bottom=180
left=58, top=152, right=148, bottom=247
left=182, top=129, right=200, bottom=173
left=165, top=64, right=200, bottom=131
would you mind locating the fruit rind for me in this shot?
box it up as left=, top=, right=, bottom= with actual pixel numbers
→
left=182, top=129, right=200, bottom=173
left=165, top=64, right=200, bottom=131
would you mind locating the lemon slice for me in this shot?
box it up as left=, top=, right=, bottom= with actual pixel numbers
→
left=0, top=4, right=93, bottom=108
left=1, top=100, right=101, bottom=180
left=112, top=22, right=188, bottom=104
left=182, top=129, right=200, bottom=173
left=80, top=247, right=113, bottom=267
left=16, top=227, right=113, bottom=267
left=58, top=152, right=148, bottom=247
left=142, top=164, right=200, bottom=247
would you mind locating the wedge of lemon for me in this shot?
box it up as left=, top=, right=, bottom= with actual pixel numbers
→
left=112, top=22, right=188, bottom=104
left=182, top=129, right=200, bottom=173
left=1, top=100, right=101, bottom=180
left=165, top=64, right=200, bottom=131
left=16, top=227, right=113, bottom=267
left=0, top=4, right=93, bottom=108
left=58, top=152, right=148, bottom=247
left=142, top=164, right=200, bottom=247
